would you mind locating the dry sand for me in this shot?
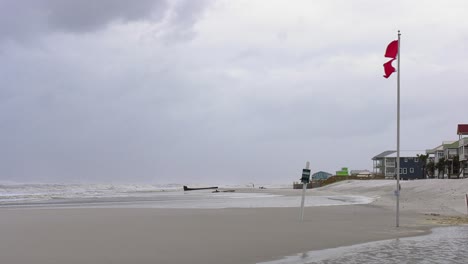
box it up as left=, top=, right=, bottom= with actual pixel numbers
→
left=1, top=179, right=467, bottom=264
left=315, top=179, right=468, bottom=217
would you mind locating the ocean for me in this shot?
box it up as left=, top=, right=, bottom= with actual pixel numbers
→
left=0, top=183, right=373, bottom=209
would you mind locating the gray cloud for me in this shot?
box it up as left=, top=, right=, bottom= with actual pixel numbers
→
left=0, top=0, right=210, bottom=44
left=44, top=0, right=168, bottom=33
left=1, top=0, right=468, bottom=184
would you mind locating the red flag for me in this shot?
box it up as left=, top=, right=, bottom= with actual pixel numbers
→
left=383, top=40, right=398, bottom=78
left=385, top=40, right=398, bottom=59
left=383, top=59, right=396, bottom=78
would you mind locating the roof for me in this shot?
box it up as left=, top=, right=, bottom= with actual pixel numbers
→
left=427, top=142, right=453, bottom=153
left=433, top=145, right=444, bottom=151
left=425, top=149, right=436, bottom=154
left=457, top=124, right=468, bottom=135
left=312, top=171, right=332, bottom=176
left=372, top=150, right=396, bottom=160
left=385, top=150, right=426, bottom=158
left=444, top=141, right=459, bottom=149
left=356, top=171, right=372, bottom=175
left=350, top=170, right=371, bottom=174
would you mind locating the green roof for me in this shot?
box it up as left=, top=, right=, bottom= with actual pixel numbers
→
left=443, top=141, right=459, bottom=149
left=425, top=149, right=435, bottom=154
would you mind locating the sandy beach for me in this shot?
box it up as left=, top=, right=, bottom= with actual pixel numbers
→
left=1, top=179, right=467, bottom=264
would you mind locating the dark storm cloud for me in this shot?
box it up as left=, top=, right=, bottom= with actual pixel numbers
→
left=0, top=0, right=165, bottom=43
left=0, top=0, right=210, bottom=44
left=44, top=0, right=168, bottom=33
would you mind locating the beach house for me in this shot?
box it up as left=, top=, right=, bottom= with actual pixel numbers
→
left=311, top=171, right=332, bottom=180
left=423, top=124, right=468, bottom=178
left=457, top=124, right=468, bottom=177
left=372, top=150, right=425, bottom=179
left=350, top=170, right=373, bottom=178
left=426, top=141, right=457, bottom=177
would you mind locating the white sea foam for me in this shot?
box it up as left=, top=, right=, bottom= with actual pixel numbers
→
left=0, top=183, right=374, bottom=209
left=0, top=183, right=183, bottom=203
left=0, top=182, right=290, bottom=203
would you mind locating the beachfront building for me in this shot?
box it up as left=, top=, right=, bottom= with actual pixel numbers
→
left=372, top=150, right=425, bottom=179
left=335, top=167, right=349, bottom=177
left=444, top=141, right=459, bottom=177
left=425, top=124, right=468, bottom=178
left=426, top=144, right=445, bottom=164
left=350, top=169, right=371, bottom=176
left=426, top=140, right=460, bottom=178
left=312, top=171, right=332, bottom=180
left=444, top=141, right=459, bottom=161
left=423, top=124, right=468, bottom=178
left=372, top=150, right=397, bottom=177
left=457, top=124, right=468, bottom=177
left=350, top=170, right=373, bottom=178
left=425, top=145, right=440, bottom=177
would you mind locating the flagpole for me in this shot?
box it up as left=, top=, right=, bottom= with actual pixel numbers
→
left=396, top=30, right=401, bottom=227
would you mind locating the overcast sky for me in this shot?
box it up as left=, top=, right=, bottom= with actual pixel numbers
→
left=1, top=0, right=468, bottom=184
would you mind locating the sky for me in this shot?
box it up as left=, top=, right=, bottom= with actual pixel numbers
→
left=1, top=0, right=468, bottom=184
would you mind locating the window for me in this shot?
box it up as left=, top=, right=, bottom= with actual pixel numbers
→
left=404, top=158, right=408, bottom=162
left=399, top=168, right=407, bottom=174
left=410, top=168, right=414, bottom=173
left=414, top=158, right=419, bottom=162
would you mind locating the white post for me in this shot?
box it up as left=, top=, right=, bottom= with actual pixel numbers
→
left=396, top=30, right=401, bottom=227
left=300, top=161, right=310, bottom=221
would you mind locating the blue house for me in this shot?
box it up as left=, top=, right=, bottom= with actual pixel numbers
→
left=372, top=150, right=425, bottom=179
left=312, top=171, right=332, bottom=180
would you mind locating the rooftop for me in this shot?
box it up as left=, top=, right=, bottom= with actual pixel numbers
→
left=385, top=150, right=426, bottom=158
left=444, top=141, right=459, bottom=149
left=426, top=142, right=454, bottom=153
left=312, top=171, right=332, bottom=175
left=372, top=150, right=396, bottom=160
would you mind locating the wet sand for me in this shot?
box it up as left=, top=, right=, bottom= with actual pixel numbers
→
left=4, top=179, right=468, bottom=263
left=0, top=204, right=431, bottom=264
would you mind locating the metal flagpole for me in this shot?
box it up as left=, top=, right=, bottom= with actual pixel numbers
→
left=396, top=30, right=401, bottom=227
left=300, top=161, right=310, bottom=221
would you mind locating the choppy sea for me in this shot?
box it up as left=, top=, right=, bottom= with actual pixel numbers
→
left=0, top=183, right=373, bottom=209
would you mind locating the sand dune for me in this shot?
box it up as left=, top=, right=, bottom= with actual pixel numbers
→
left=315, top=179, right=468, bottom=215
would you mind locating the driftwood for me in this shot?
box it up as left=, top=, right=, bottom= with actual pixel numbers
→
left=183, top=186, right=218, bottom=191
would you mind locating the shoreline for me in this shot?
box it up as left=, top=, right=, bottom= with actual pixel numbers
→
left=2, top=179, right=468, bottom=263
